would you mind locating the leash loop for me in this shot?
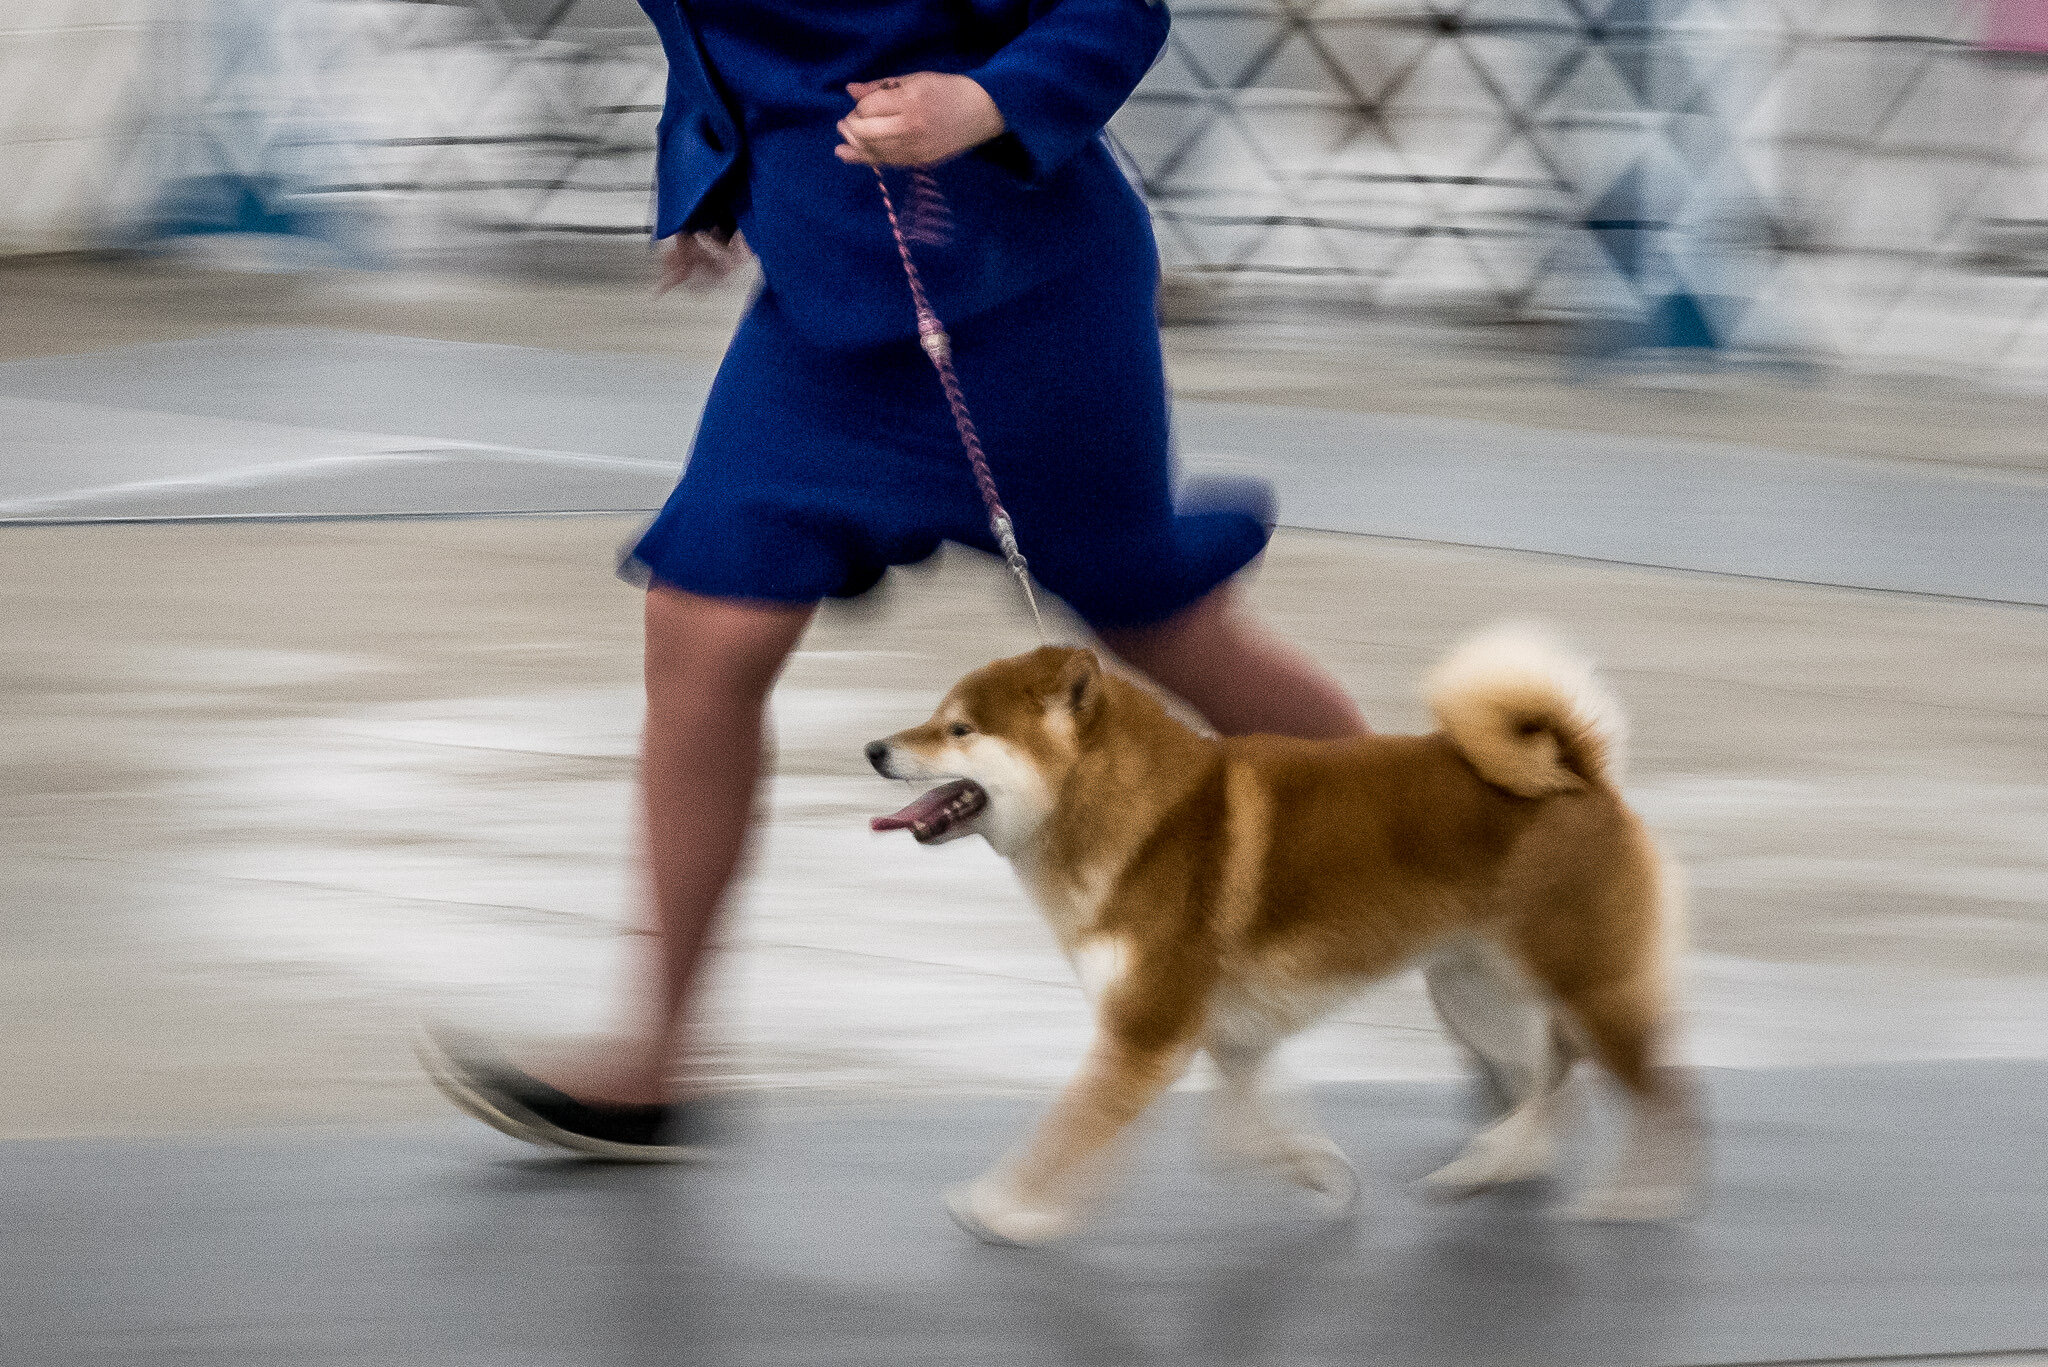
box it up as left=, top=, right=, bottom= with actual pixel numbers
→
left=851, top=130, right=1047, bottom=642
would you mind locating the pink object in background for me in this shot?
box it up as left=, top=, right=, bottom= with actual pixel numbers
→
left=1985, top=0, right=2048, bottom=51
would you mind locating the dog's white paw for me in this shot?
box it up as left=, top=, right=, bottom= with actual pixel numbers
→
left=942, top=1178, right=1075, bottom=1247
left=1421, top=1107, right=1559, bottom=1198
left=1555, top=1183, right=1701, bottom=1223
left=1213, top=1121, right=1360, bottom=1216
left=1272, top=1134, right=1360, bottom=1215
left=1420, top=1145, right=1553, bottom=1198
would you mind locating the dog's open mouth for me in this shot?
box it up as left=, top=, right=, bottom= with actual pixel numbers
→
left=871, top=778, right=988, bottom=844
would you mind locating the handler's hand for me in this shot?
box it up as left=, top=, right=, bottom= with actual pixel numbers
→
left=835, top=73, right=1006, bottom=168
left=656, top=230, right=749, bottom=295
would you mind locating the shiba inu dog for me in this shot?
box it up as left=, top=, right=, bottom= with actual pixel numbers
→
left=867, top=626, right=1703, bottom=1246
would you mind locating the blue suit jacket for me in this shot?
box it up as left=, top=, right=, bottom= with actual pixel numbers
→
left=633, top=0, right=1169, bottom=347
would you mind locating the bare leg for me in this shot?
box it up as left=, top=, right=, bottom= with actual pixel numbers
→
left=548, top=585, right=813, bottom=1104
left=1097, top=584, right=1367, bottom=740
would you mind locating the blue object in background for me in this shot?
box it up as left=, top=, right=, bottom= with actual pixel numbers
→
left=1572, top=0, right=1737, bottom=360
left=139, top=0, right=362, bottom=261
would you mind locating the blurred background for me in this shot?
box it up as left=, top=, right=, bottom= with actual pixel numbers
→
left=7, top=0, right=2048, bottom=371
left=3, top=3, right=2046, bottom=1364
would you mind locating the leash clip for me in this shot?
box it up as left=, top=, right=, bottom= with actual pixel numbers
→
left=861, top=147, right=1047, bottom=644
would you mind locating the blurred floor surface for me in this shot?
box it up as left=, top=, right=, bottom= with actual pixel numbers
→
left=6, top=1064, right=2047, bottom=1367
left=1, top=262, right=2043, bottom=1365
left=3, top=328, right=2046, bottom=603
left=3, top=517, right=2043, bottom=1133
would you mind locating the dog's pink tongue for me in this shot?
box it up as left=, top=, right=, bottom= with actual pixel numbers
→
left=871, top=778, right=986, bottom=841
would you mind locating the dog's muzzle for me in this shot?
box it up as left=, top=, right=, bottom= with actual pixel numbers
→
left=867, top=740, right=988, bottom=843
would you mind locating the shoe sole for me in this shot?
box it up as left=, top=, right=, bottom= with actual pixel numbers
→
left=413, top=1028, right=708, bottom=1165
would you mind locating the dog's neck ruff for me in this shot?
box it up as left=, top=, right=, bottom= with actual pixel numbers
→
left=1032, top=691, right=1221, bottom=899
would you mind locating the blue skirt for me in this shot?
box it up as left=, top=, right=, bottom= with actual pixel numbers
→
left=626, top=229, right=1270, bottom=631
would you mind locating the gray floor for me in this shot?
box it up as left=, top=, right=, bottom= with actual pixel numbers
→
left=4, top=318, right=2043, bottom=1365
left=3, top=330, right=2044, bottom=605
left=6, top=1063, right=2046, bottom=1367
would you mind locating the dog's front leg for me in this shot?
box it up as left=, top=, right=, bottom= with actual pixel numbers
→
left=946, top=1029, right=1193, bottom=1247
left=1206, top=1029, right=1358, bottom=1215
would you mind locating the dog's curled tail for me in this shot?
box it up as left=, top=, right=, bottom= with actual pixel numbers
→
left=1425, top=623, right=1625, bottom=797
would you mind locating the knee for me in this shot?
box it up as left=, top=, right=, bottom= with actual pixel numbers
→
left=1096, top=584, right=1242, bottom=672
left=644, top=586, right=811, bottom=704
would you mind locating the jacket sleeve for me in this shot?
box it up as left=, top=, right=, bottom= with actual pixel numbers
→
left=637, top=0, right=744, bottom=239
left=967, top=0, right=1170, bottom=184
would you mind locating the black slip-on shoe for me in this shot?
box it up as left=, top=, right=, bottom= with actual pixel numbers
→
left=416, top=1024, right=711, bottom=1164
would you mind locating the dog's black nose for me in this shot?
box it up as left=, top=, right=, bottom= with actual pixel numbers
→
left=864, top=740, right=890, bottom=775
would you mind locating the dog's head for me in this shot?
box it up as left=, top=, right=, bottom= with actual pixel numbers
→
left=866, top=646, right=1106, bottom=856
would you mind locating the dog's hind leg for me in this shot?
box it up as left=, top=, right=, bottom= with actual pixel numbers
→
left=1509, top=853, right=1705, bottom=1222
left=1425, top=936, right=1556, bottom=1111
left=1420, top=1014, right=1574, bottom=1197
left=1204, top=1013, right=1357, bottom=1215
left=1541, top=975, right=1703, bottom=1222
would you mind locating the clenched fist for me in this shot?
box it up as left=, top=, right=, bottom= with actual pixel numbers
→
left=835, top=73, right=1007, bottom=168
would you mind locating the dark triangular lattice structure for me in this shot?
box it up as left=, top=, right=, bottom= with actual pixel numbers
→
left=1105, top=0, right=2048, bottom=376
left=77, top=0, right=2048, bottom=377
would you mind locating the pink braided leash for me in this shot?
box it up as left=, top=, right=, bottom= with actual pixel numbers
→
left=856, top=150, right=1048, bottom=639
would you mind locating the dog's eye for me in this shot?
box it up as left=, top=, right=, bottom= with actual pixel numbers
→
left=948, top=722, right=973, bottom=738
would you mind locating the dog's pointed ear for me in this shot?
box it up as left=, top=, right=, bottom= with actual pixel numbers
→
left=1055, top=648, right=1103, bottom=722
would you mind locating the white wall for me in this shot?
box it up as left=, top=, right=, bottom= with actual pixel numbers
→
left=0, top=0, right=159, bottom=253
